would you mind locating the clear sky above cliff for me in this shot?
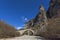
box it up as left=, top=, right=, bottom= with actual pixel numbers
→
left=0, top=0, right=50, bottom=29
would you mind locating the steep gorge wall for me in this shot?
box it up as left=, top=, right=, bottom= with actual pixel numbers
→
left=25, top=0, right=60, bottom=29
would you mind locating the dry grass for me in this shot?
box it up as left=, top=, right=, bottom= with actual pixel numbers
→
left=0, top=21, right=20, bottom=38
left=34, top=17, right=60, bottom=39
left=38, top=18, right=60, bottom=38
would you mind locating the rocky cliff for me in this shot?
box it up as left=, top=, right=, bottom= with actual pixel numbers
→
left=24, top=0, right=60, bottom=38
left=25, top=5, right=47, bottom=32
left=25, top=0, right=60, bottom=29
left=46, top=0, right=60, bottom=18
left=41, top=0, right=60, bottom=38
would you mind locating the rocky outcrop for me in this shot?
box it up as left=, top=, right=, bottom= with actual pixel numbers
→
left=38, top=0, right=60, bottom=38
left=24, top=0, right=60, bottom=38
left=25, top=5, right=47, bottom=32
left=46, top=0, right=60, bottom=18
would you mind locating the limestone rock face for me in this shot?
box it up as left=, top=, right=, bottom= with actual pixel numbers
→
left=25, top=0, right=60, bottom=31
left=24, top=0, right=60, bottom=38
left=46, top=0, right=60, bottom=18
left=24, top=19, right=34, bottom=29
left=40, top=0, right=60, bottom=38
left=25, top=5, right=47, bottom=31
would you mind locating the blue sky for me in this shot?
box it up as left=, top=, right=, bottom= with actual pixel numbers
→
left=0, top=0, right=50, bottom=29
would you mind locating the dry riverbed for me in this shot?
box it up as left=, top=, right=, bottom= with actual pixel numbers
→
left=0, top=35, right=49, bottom=40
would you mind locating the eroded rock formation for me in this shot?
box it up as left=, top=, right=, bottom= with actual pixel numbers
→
left=25, top=5, right=47, bottom=32
left=24, top=0, right=60, bottom=38
left=47, top=0, right=60, bottom=18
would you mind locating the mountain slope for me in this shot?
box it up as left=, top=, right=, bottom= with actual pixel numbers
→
left=0, top=21, right=20, bottom=38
